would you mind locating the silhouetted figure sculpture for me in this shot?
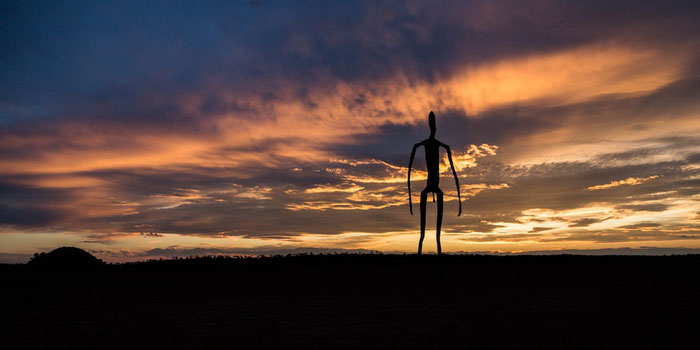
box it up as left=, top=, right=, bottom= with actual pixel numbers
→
left=408, top=111, right=462, bottom=254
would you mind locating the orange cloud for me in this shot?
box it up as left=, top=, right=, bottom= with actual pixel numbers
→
left=587, top=175, right=661, bottom=190
left=1, top=41, right=693, bottom=182
left=305, top=183, right=364, bottom=193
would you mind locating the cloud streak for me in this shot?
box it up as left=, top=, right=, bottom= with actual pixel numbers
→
left=587, top=175, right=661, bottom=190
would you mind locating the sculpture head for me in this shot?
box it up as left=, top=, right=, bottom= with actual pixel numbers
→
left=429, top=111, right=436, bottom=137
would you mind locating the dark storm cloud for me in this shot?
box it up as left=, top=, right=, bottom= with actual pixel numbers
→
left=0, top=205, right=60, bottom=226
left=3, top=0, right=699, bottom=127
left=0, top=181, right=71, bottom=226
left=2, top=0, right=699, bottom=168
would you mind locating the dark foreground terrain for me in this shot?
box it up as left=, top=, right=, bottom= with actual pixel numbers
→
left=2, top=254, right=699, bottom=349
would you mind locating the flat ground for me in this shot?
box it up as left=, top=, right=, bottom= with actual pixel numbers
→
left=2, top=254, right=699, bottom=349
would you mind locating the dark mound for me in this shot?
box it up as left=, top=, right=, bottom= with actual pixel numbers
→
left=27, top=246, right=104, bottom=269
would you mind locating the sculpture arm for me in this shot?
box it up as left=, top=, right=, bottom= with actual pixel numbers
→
left=445, top=145, right=462, bottom=216
left=407, top=143, right=419, bottom=215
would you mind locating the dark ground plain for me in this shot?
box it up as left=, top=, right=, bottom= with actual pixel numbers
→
left=2, top=254, right=699, bottom=349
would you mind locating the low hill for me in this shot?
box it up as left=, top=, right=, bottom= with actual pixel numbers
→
left=27, top=246, right=104, bottom=269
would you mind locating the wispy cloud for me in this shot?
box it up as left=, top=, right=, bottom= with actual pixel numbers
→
left=587, top=175, right=661, bottom=190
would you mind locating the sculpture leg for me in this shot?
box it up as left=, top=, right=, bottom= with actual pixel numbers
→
left=436, top=189, right=444, bottom=255
left=419, top=189, right=428, bottom=255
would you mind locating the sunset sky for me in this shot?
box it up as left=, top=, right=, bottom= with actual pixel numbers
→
left=2, top=1, right=700, bottom=262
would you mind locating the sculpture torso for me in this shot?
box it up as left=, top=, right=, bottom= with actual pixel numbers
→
left=422, top=137, right=442, bottom=190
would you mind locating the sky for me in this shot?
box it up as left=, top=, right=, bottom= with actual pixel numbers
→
left=1, top=0, right=700, bottom=262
